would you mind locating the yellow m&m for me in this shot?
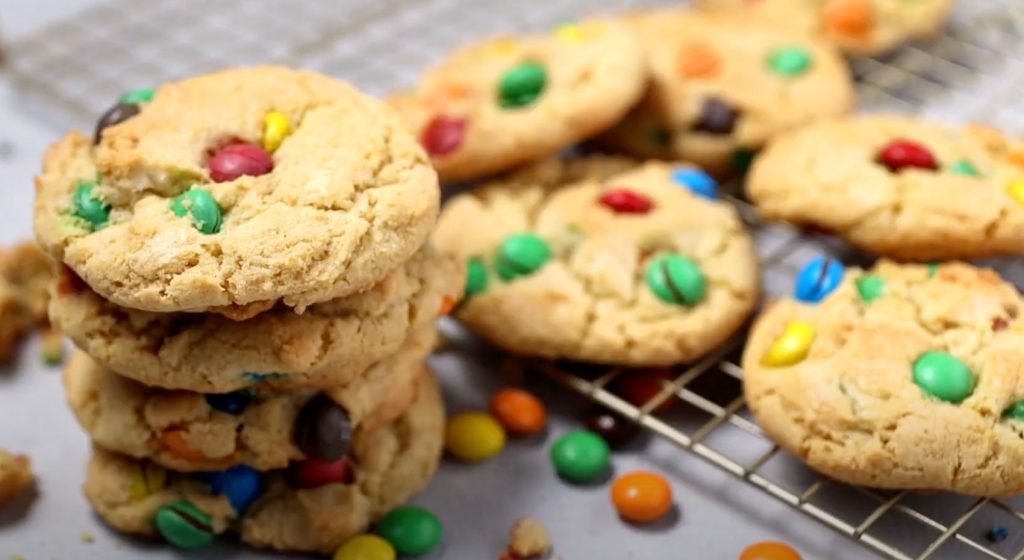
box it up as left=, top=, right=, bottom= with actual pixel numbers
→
left=262, top=111, right=292, bottom=153
left=1008, top=179, right=1024, bottom=206
left=334, top=534, right=396, bottom=560
left=130, top=462, right=167, bottom=500
left=761, top=321, right=816, bottom=367
left=445, top=412, right=506, bottom=462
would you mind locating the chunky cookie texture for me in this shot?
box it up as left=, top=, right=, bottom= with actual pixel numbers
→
left=35, top=66, right=439, bottom=314
left=435, top=159, right=759, bottom=365
left=83, top=371, right=444, bottom=553
left=596, top=9, right=854, bottom=176
left=65, top=326, right=431, bottom=471
left=696, top=0, right=954, bottom=55
left=51, top=244, right=461, bottom=392
left=390, top=19, right=646, bottom=183
left=744, top=261, right=1024, bottom=496
left=0, top=242, right=54, bottom=363
left=748, top=116, right=1024, bottom=260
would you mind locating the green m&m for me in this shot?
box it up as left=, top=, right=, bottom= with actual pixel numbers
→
left=1004, top=400, right=1024, bottom=421
left=767, top=46, right=813, bottom=77
left=645, top=254, right=706, bottom=307
left=466, top=257, right=489, bottom=297
left=171, top=189, right=222, bottom=234
left=498, top=62, right=547, bottom=109
left=912, top=351, right=974, bottom=403
left=949, top=159, right=981, bottom=177
left=856, top=275, right=886, bottom=303
left=550, top=429, right=610, bottom=482
left=376, top=506, right=443, bottom=555
left=119, top=87, right=156, bottom=104
left=73, top=179, right=110, bottom=229
left=496, top=234, right=551, bottom=281
left=154, top=500, right=215, bottom=549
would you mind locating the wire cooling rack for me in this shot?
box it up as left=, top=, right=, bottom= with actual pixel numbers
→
left=5, top=0, right=1024, bottom=558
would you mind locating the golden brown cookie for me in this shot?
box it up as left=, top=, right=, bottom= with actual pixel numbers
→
left=696, top=0, right=954, bottom=55
left=390, top=19, right=646, bottom=183
left=51, top=244, right=461, bottom=392
left=597, top=9, right=854, bottom=176
left=64, top=323, right=431, bottom=471
left=744, top=261, right=1024, bottom=496
left=35, top=66, right=439, bottom=314
left=0, top=450, right=33, bottom=504
left=435, top=159, right=759, bottom=365
left=747, top=116, right=1024, bottom=260
left=83, top=370, right=443, bottom=553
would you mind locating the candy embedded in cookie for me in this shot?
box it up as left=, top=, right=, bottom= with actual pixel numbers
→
left=36, top=66, right=440, bottom=314
left=390, top=19, right=646, bottom=183
left=433, top=158, right=759, bottom=366
left=748, top=116, right=1024, bottom=260
left=743, top=261, right=1024, bottom=496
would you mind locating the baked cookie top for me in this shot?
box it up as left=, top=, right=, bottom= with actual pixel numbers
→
left=65, top=327, right=429, bottom=472
left=83, top=371, right=443, bottom=554
left=696, top=0, right=954, bottom=55
left=35, top=66, right=440, bottom=314
left=434, top=159, right=760, bottom=365
left=744, top=260, right=1024, bottom=496
left=390, top=19, right=646, bottom=183
left=51, top=244, right=461, bottom=393
left=747, top=116, right=1024, bottom=260
left=596, top=9, right=854, bottom=176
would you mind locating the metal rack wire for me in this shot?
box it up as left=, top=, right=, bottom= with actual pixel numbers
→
left=5, top=0, right=1024, bottom=558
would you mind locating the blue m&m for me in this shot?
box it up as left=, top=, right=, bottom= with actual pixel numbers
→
left=197, top=465, right=262, bottom=512
left=670, top=168, right=718, bottom=199
left=795, top=256, right=844, bottom=303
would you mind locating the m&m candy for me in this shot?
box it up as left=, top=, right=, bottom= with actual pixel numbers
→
left=496, top=234, right=551, bottom=281
left=611, top=471, right=674, bottom=523
left=877, top=139, right=938, bottom=172
left=154, top=500, right=215, bottom=549
left=912, top=351, right=974, bottom=403
left=550, top=430, right=610, bottom=482
left=599, top=188, right=653, bottom=214
left=498, top=62, right=547, bottom=109
left=294, top=394, right=353, bottom=462
left=489, top=389, right=547, bottom=436
left=73, top=180, right=110, bottom=229
left=334, top=534, right=396, bottom=560
left=645, top=254, right=706, bottom=307
left=377, top=506, right=443, bottom=555
left=695, top=97, right=739, bottom=135
left=422, top=115, right=467, bottom=157
left=794, top=256, right=844, bottom=303
left=171, top=189, right=222, bottom=234
left=761, top=321, right=816, bottom=368
left=208, top=142, right=274, bottom=182
left=197, top=465, right=261, bottom=512
left=445, top=412, right=506, bottom=462
left=288, top=457, right=353, bottom=489
left=740, top=541, right=802, bottom=560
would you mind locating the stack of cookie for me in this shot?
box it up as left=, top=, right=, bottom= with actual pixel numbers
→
left=33, top=67, right=462, bottom=553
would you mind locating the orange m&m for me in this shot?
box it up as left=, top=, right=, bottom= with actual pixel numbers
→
left=824, top=0, right=872, bottom=37
left=611, top=471, right=673, bottom=523
left=489, top=388, right=547, bottom=436
left=740, top=541, right=802, bottom=560
left=678, top=44, right=720, bottom=78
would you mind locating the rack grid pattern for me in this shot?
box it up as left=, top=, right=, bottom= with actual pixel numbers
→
left=6, top=0, right=1024, bottom=558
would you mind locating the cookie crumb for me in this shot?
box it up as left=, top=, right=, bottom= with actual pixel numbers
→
left=80, top=531, right=95, bottom=543
left=11, top=555, right=26, bottom=560
left=0, top=450, right=33, bottom=504
left=501, top=517, right=551, bottom=559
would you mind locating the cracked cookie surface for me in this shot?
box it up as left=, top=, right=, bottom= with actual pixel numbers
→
left=35, top=66, right=439, bottom=313
left=51, top=244, right=460, bottom=392
left=596, top=9, right=854, bottom=176
left=743, top=261, right=1024, bottom=496
left=434, top=158, right=759, bottom=365
left=747, top=116, right=1024, bottom=260
left=65, top=325, right=431, bottom=471
left=389, top=18, right=646, bottom=183
left=83, top=371, right=443, bottom=553
left=696, top=0, right=953, bottom=55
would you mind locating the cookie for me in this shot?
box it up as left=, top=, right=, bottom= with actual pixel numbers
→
left=596, top=10, right=854, bottom=176
left=696, top=0, right=954, bottom=55
left=747, top=116, right=1024, bottom=260
left=0, top=280, right=33, bottom=364
left=83, top=371, right=443, bottom=553
left=65, top=322, right=431, bottom=471
left=743, top=260, right=1024, bottom=496
left=434, top=159, right=760, bottom=365
left=50, top=244, right=460, bottom=392
left=0, top=450, right=33, bottom=504
left=35, top=66, right=440, bottom=314
left=389, top=19, right=646, bottom=183
left=0, top=241, right=53, bottom=325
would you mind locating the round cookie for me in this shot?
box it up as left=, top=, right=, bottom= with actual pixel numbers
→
left=83, top=371, right=444, bottom=553
left=747, top=116, right=1024, bottom=260
left=696, top=0, right=954, bottom=55
left=64, top=324, right=432, bottom=471
left=35, top=66, right=440, bottom=314
left=50, top=244, right=461, bottom=392
left=389, top=19, right=646, bottom=183
left=596, top=9, right=854, bottom=176
left=434, top=159, right=760, bottom=365
left=744, top=260, right=1024, bottom=496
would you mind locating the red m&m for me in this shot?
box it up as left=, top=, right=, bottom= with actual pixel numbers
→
left=209, top=142, right=274, bottom=182
left=877, top=139, right=938, bottom=172
left=599, top=188, right=653, bottom=214
left=288, top=457, right=353, bottom=488
left=422, top=115, right=466, bottom=157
